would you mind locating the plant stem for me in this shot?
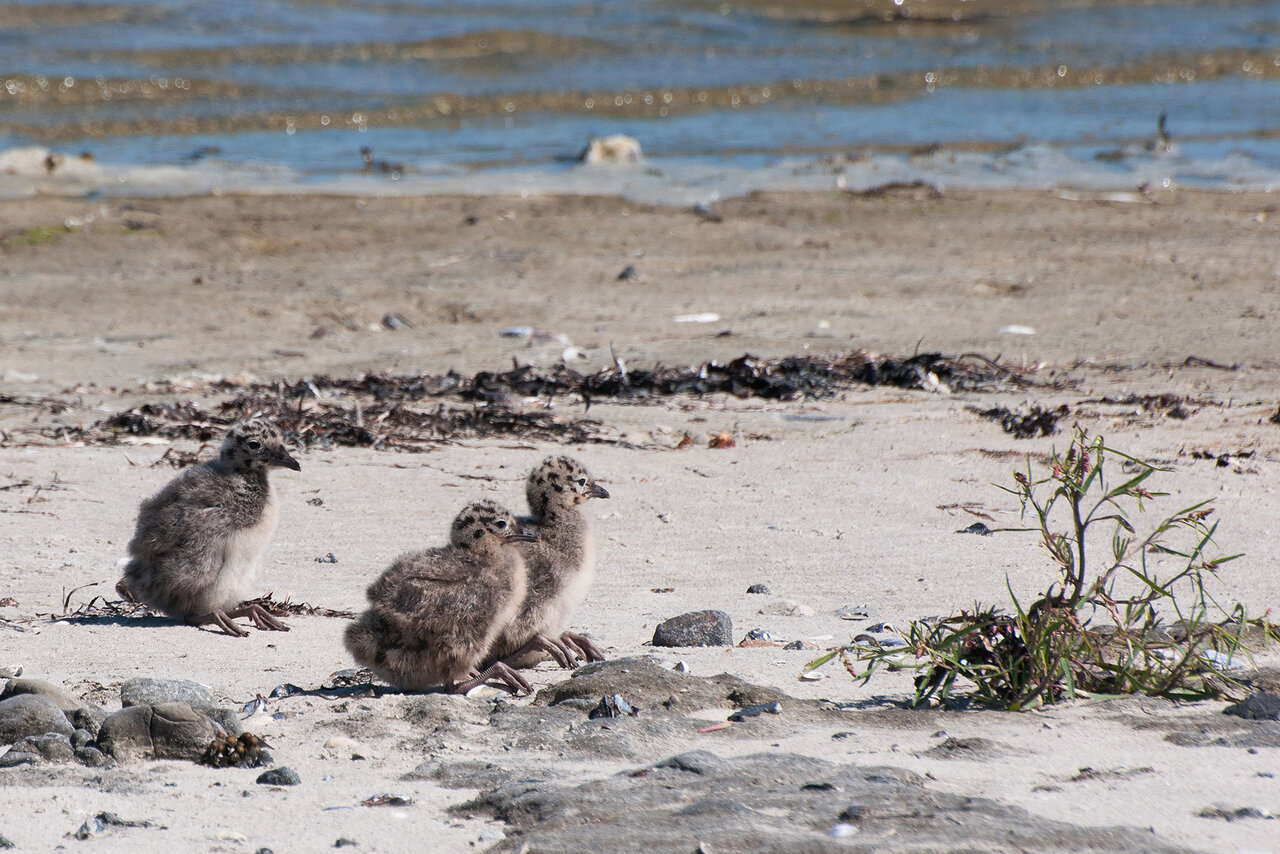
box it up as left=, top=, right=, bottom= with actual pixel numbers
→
left=1070, top=488, right=1087, bottom=602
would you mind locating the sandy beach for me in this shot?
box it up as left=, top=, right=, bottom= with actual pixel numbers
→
left=1, top=187, right=1279, bottom=852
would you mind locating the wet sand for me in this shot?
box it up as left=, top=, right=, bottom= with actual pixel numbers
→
left=1, top=187, right=1279, bottom=851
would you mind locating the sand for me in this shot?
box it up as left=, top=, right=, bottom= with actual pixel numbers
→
left=1, top=187, right=1278, bottom=852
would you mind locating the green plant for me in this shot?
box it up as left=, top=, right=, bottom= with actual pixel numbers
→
left=8, top=224, right=68, bottom=246
left=809, top=425, right=1269, bottom=709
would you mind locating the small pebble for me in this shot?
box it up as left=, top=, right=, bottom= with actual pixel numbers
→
left=616, top=265, right=639, bottom=281
left=334, top=839, right=358, bottom=848
left=745, top=583, right=771, bottom=595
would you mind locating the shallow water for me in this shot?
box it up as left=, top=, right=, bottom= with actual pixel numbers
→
left=2, top=0, right=1278, bottom=201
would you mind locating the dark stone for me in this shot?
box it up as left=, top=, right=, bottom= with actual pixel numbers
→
left=1224, top=691, right=1280, bottom=721
left=727, top=702, right=781, bottom=722
left=335, top=839, right=358, bottom=848
left=616, top=265, right=639, bottom=281
left=0, top=833, right=13, bottom=848
left=652, top=611, right=733, bottom=647
left=11, top=733, right=74, bottom=762
left=745, top=584, right=771, bottom=595
left=256, top=766, right=301, bottom=786
left=71, top=728, right=94, bottom=750
left=75, top=745, right=112, bottom=767
left=459, top=751, right=1190, bottom=853
left=0, top=693, right=75, bottom=744
left=97, top=702, right=216, bottom=762
left=120, top=678, right=219, bottom=715
left=956, top=521, right=993, bottom=535
left=0, top=751, right=39, bottom=767
left=71, top=706, right=108, bottom=737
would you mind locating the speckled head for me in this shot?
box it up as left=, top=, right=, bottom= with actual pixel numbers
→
left=525, top=456, right=609, bottom=517
left=450, top=500, right=539, bottom=550
left=219, top=419, right=301, bottom=473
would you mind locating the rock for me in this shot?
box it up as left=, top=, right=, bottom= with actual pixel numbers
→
left=97, top=702, right=216, bottom=762
left=727, top=702, right=781, bottom=722
left=1224, top=691, right=1280, bottom=721
left=70, top=706, right=108, bottom=737
left=745, top=584, right=771, bottom=595
left=0, top=751, right=39, bottom=767
left=75, top=745, right=112, bottom=767
left=0, top=833, right=13, bottom=848
left=536, top=658, right=796, bottom=718
left=71, top=728, right=94, bottom=750
left=207, top=707, right=244, bottom=737
left=459, top=751, right=1186, bottom=853
left=783, top=640, right=818, bottom=651
left=652, top=611, right=733, bottom=647
left=120, top=678, right=219, bottom=715
left=10, top=732, right=74, bottom=762
left=334, top=838, right=358, bottom=848
left=0, top=693, right=75, bottom=744
left=256, top=766, right=301, bottom=786
left=0, top=678, right=84, bottom=716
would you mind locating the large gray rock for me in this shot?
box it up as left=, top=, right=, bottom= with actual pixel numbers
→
left=652, top=610, right=733, bottom=647
left=11, top=733, right=75, bottom=763
left=120, top=678, right=219, bottom=715
left=461, top=751, right=1194, bottom=853
left=0, top=678, right=84, bottom=715
left=97, top=702, right=216, bottom=762
left=0, top=694, right=75, bottom=744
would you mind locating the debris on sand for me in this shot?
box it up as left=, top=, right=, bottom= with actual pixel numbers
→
left=6, top=351, right=1042, bottom=454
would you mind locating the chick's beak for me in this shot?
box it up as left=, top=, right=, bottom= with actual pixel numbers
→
left=588, top=482, right=610, bottom=499
left=269, top=448, right=302, bottom=471
left=509, top=527, right=540, bottom=543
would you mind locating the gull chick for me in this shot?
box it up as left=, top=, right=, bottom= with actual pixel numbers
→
left=344, top=500, right=536, bottom=695
left=116, top=419, right=301, bottom=637
left=487, top=456, right=609, bottom=670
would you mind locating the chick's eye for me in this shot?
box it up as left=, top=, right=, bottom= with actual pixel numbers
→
left=246, top=440, right=262, bottom=451
left=576, top=478, right=587, bottom=487
left=495, top=519, right=508, bottom=529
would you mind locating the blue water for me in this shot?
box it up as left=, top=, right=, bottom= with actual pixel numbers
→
left=2, top=0, right=1279, bottom=200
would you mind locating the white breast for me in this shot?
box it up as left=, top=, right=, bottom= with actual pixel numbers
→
left=550, top=528, right=596, bottom=632
left=209, top=491, right=280, bottom=610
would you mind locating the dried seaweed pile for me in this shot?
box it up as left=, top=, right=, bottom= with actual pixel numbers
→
left=283, top=351, right=1028, bottom=404
left=48, top=393, right=602, bottom=452
left=29, top=351, right=1035, bottom=452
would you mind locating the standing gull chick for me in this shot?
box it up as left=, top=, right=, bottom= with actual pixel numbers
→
left=487, top=456, right=609, bottom=670
left=115, top=419, right=301, bottom=637
left=344, top=500, right=536, bottom=695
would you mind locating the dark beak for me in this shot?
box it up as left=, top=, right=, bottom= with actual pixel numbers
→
left=269, top=448, right=302, bottom=471
left=588, top=482, right=610, bottom=500
left=508, top=527, right=540, bottom=543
